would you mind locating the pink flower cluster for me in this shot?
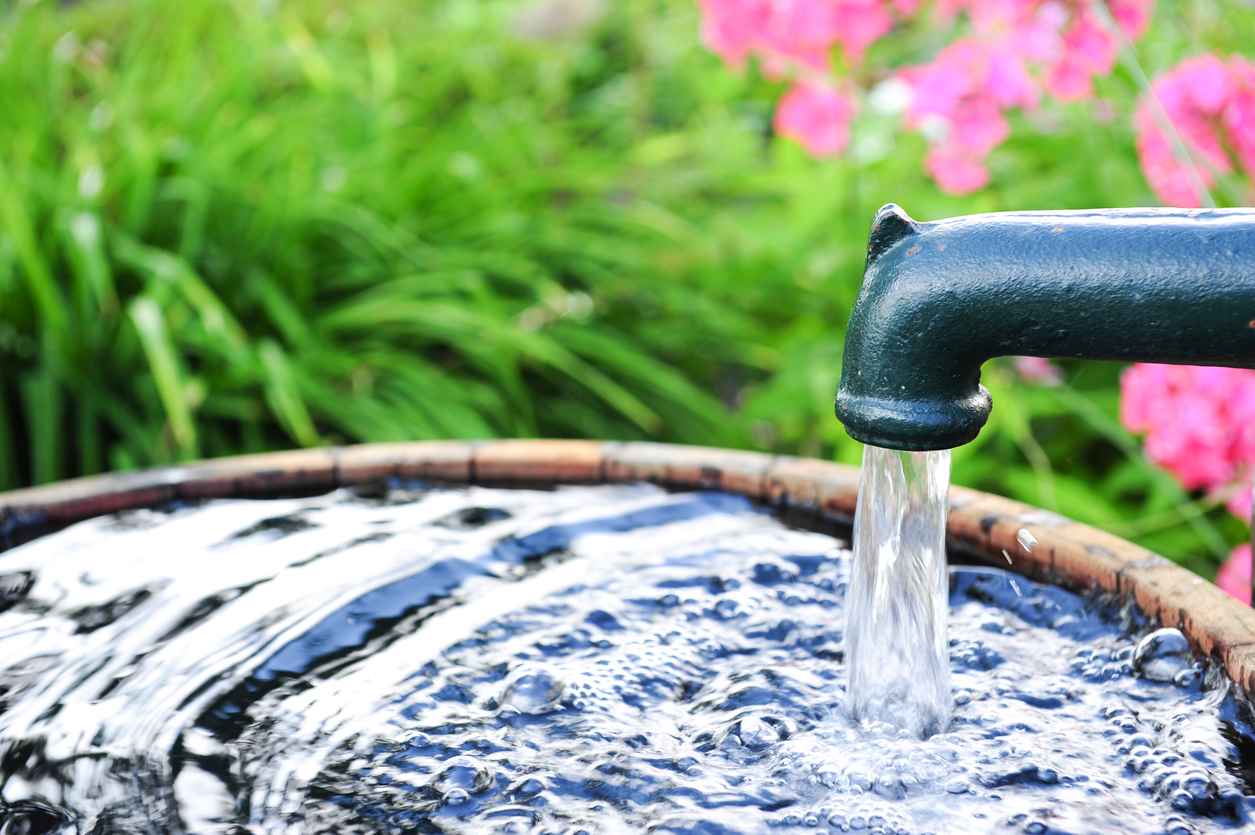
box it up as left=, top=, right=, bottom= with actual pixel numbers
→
left=1120, top=364, right=1255, bottom=602
left=698, top=0, right=920, bottom=157
left=696, top=0, right=1153, bottom=192
left=1135, top=54, right=1255, bottom=207
left=775, top=84, right=859, bottom=156
left=1122, top=54, right=1255, bottom=598
left=1120, top=364, right=1255, bottom=507
left=900, top=0, right=1150, bottom=192
left=699, top=0, right=919, bottom=73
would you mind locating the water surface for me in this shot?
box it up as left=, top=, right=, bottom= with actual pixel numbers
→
left=0, top=483, right=1251, bottom=833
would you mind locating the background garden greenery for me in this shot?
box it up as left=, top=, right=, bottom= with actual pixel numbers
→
left=0, top=0, right=1251, bottom=575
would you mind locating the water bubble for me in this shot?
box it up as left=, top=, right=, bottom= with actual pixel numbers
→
left=440, top=787, right=471, bottom=807
left=1173, top=666, right=1201, bottom=689
left=508, top=777, right=546, bottom=800
left=1132, top=628, right=1193, bottom=683
left=435, top=758, right=493, bottom=795
left=499, top=670, right=564, bottom=714
left=732, top=715, right=782, bottom=750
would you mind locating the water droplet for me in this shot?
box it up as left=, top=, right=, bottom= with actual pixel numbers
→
left=499, top=669, right=564, bottom=714
left=435, top=757, right=493, bottom=795
left=874, top=775, right=906, bottom=799
left=732, top=715, right=782, bottom=750
left=1016, top=528, right=1037, bottom=552
left=1132, top=628, right=1192, bottom=683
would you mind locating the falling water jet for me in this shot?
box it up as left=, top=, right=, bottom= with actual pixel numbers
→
left=846, top=445, right=951, bottom=738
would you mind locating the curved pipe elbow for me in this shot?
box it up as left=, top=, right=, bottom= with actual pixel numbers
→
left=836, top=204, right=1255, bottom=451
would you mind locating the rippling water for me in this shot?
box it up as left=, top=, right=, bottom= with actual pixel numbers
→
left=1, top=482, right=1253, bottom=834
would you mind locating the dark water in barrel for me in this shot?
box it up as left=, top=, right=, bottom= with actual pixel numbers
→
left=0, top=483, right=1253, bottom=834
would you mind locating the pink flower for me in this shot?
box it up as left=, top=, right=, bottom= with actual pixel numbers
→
left=897, top=1, right=1152, bottom=193
left=697, top=0, right=910, bottom=72
left=925, top=146, right=989, bottom=194
left=761, top=0, right=848, bottom=74
left=899, top=39, right=1018, bottom=193
left=1046, top=57, right=1095, bottom=101
left=1045, top=13, right=1117, bottom=101
left=986, top=47, right=1040, bottom=110
left=1013, top=356, right=1062, bottom=385
left=1111, top=0, right=1154, bottom=39
left=774, top=83, right=857, bottom=157
left=1121, top=365, right=1255, bottom=507
left=827, top=0, right=895, bottom=65
left=698, top=0, right=768, bottom=67
left=1224, top=60, right=1255, bottom=175
left=697, top=0, right=1156, bottom=195
left=951, top=97, right=1009, bottom=154
left=1218, top=544, right=1252, bottom=605
left=1227, top=480, right=1253, bottom=522
left=1135, top=54, right=1255, bottom=206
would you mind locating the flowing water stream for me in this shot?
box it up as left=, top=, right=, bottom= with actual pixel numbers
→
left=847, top=446, right=952, bottom=738
left=0, top=481, right=1253, bottom=833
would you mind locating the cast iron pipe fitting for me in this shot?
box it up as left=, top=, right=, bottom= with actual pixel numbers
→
left=836, top=204, right=1255, bottom=451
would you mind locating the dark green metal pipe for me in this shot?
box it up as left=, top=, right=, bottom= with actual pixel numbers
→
left=836, top=204, right=1255, bottom=451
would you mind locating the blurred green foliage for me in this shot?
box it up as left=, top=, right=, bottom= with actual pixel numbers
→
left=0, top=0, right=1250, bottom=575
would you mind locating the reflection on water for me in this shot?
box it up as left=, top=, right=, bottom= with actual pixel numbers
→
left=0, top=482, right=1252, bottom=833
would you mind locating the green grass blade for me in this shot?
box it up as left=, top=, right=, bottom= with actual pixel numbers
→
left=128, top=297, right=198, bottom=458
left=258, top=340, right=320, bottom=447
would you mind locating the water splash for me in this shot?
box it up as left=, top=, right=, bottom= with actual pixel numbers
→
left=847, top=445, right=952, bottom=737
